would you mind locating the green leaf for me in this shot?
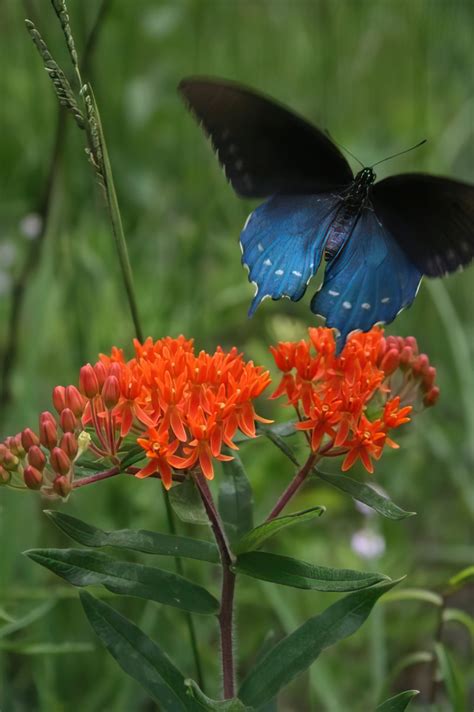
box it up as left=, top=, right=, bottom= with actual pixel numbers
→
left=0, top=601, right=55, bottom=640
left=0, top=641, right=93, bottom=655
left=169, top=478, right=210, bottom=526
left=434, top=642, right=466, bottom=712
left=219, top=453, right=254, bottom=543
left=376, top=690, right=419, bottom=711
left=315, top=470, right=416, bottom=520
left=258, top=427, right=299, bottom=466
left=185, top=679, right=253, bottom=710
left=448, top=565, right=474, bottom=590
left=234, top=551, right=388, bottom=592
left=45, top=510, right=218, bottom=563
left=119, top=445, right=147, bottom=469
left=239, top=578, right=400, bottom=707
left=443, top=607, right=474, bottom=639
left=80, top=591, right=201, bottom=711
left=25, top=548, right=219, bottom=615
left=235, top=506, right=325, bottom=554
left=382, top=588, right=443, bottom=607
left=258, top=421, right=298, bottom=438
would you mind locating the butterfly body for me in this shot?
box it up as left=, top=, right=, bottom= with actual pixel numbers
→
left=179, top=77, right=474, bottom=349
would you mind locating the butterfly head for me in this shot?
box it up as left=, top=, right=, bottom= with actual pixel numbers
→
left=355, top=167, right=376, bottom=186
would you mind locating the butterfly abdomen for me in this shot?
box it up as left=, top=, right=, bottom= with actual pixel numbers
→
left=324, top=202, right=360, bottom=261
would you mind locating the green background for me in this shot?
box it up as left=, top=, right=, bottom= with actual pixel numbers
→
left=0, top=0, right=472, bottom=709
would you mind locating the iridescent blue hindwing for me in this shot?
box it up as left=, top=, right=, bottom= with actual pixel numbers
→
left=311, top=205, right=422, bottom=349
left=240, top=194, right=341, bottom=315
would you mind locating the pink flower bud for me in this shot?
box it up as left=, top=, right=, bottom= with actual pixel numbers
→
left=65, top=386, right=85, bottom=417
left=5, top=434, right=24, bottom=456
left=423, top=386, right=440, bottom=407
left=79, top=364, right=100, bottom=399
left=53, top=475, right=72, bottom=498
left=50, top=447, right=71, bottom=476
left=24, top=465, right=43, bottom=490
left=400, top=346, right=414, bottom=366
left=380, top=348, right=400, bottom=376
left=0, top=466, right=11, bottom=485
left=39, top=414, right=57, bottom=450
left=60, top=433, right=78, bottom=459
left=424, top=366, right=437, bottom=390
left=102, top=375, right=120, bottom=409
left=413, top=354, right=429, bottom=376
left=0, top=444, right=7, bottom=463
left=21, top=428, right=40, bottom=452
left=405, top=336, right=418, bottom=353
left=94, top=361, right=108, bottom=388
left=60, top=408, right=77, bottom=433
left=52, top=386, right=67, bottom=413
left=28, top=445, right=46, bottom=471
left=109, top=362, right=122, bottom=380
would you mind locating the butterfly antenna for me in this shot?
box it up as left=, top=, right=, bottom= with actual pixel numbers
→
left=371, top=139, right=427, bottom=168
left=325, top=129, right=365, bottom=169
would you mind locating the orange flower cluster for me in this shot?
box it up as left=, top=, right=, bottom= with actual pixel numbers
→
left=0, top=336, right=271, bottom=495
left=270, top=327, right=439, bottom=474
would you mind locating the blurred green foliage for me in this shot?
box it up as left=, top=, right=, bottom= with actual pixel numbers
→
left=0, top=0, right=472, bottom=710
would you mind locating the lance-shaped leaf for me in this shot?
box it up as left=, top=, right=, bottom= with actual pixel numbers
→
left=80, top=592, right=201, bottom=711
left=443, top=608, right=474, bottom=639
left=169, top=478, right=210, bottom=526
left=45, top=510, right=219, bottom=563
left=235, top=506, right=325, bottom=555
left=239, top=578, right=400, bottom=707
left=434, top=642, right=466, bottom=711
left=25, top=549, right=218, bottom=615
left=234, top=551, right=388, bottom=592
left=219, top=453, right=254, bottom=543
left=315, top=470, right=415, bottom=520
left=376, top=690, right=419, bottom=711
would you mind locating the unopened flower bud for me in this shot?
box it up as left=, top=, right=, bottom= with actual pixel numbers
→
left=65, top=386, right=85, bottom=417
left=404, top=336, right=418, bottom=353
left=424, top=366, right=436, bottom=389
left=52, top=386, right=67, bottom=413
left=53, top=475, right=72, bottom=498
left=60, top=408, right=77, bottom=433
left=8, top=434, right=25, bottom=456
left=423, top=386, right=440, bottom=407
left=102, top=375, right=120, bottom=409
left=21, top=428, right=40, bottom=452
left=3, top=450, right=19, bottom=472
left=28, top=445, right=46, bottom=471
left=39, top=414, right=57, bottom=450
left=24, top=465, right=43, bottom=490
left=94, top=361, right=108, bottom=388
left=109, top=362, right=122, bottom=380
left=50, top=447, right=71, bottom=476
left=0, top=466, right=11, bottom=485
left=60, top=432, right=78, bottom=460
left=0, top=444, right=7, bottom=463
left=413, top=354, right=429, bottom=376
left=380, top=348, right=400, bottom=376
left=400, top=346, right=414, bottom=366
left=79, top=364, right=100, bottom=399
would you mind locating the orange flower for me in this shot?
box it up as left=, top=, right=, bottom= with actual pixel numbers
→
left=271, top=326, right=438, bottom=475
left=136, top=427, right=180, bottom=489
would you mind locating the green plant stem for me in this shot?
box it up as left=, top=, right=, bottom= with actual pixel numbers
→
left=266, top=452, right=319, bottom=520
left=195, top=471, right=236, bottom=699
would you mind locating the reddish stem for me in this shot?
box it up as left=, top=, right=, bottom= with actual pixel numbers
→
left=73, top=466, right=121, bottom=488
left=195, top=471, right=236, bottom=699
left=266, top=452, right=319, bottom=520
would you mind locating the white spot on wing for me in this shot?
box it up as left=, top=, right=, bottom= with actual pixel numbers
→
left=275, top=269, right=284, bottom=276
left=292, top=270, right=302, bottom=277
left=257, top=242, right=264, bottom=252
left=361, top=302, right=371, bottom=310
left=264, top=258, right=272, bottom=266
left=328, top=290, right=340, bottom=297
left=243, top=213, right=253, bottom=231
left=342, top=301, right=352, bottom=309
left=381, top=297, right=390, bottom=303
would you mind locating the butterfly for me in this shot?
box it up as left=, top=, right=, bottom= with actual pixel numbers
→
left=179, top=77, right=474, bottom=350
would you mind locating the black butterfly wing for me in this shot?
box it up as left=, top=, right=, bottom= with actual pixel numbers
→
left=373, top=174, right=474, bottom=276
left=178, top=77, right=353, bottom=198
